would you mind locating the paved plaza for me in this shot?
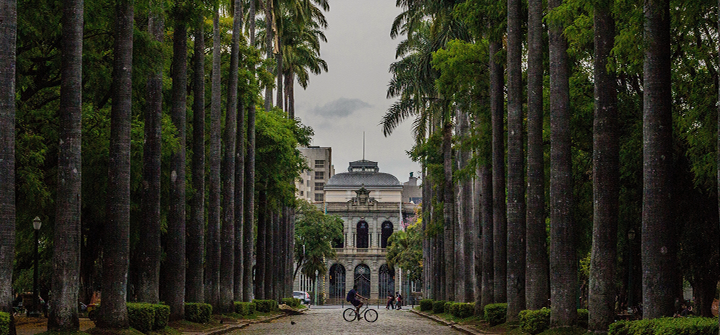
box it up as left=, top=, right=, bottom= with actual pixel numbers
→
left=232, top=305, right=463, bottom=335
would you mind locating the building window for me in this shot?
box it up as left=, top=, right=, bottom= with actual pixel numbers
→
left=315, top=193, right=324, bottom=202
left=307, top=180, right=310, bottom=186
left=315, top=160, right=325, bottom=168
left=315, top=171, right=324, bottom=180
left=300, top=191, right=303, bottom=196
left=315, top=182, right=324, bottom=190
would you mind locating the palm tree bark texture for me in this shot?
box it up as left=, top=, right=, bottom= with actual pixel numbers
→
left=490, top=39, right=507, bottom=304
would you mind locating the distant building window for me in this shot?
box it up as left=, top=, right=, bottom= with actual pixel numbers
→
left=315, top=182, right=324, bottom=190
left=315, top=193, right=324, bottom=202
left=315, top=160, right=325, bottom=168
left=315, top=171, right=324, bottom=180
left=307, top=180, right=310, bottom=186
left=300, top=191, right=304, bottom=196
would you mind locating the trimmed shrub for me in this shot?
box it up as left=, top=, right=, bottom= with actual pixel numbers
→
left=185, top=302, right=212, bottom=323
left=576, top=309, right=588, bottom=329
left=252, top=299, right=278, bottom=313
left=420, top=299, right=434, bottom=312
left=127, top=302, right=155, bottom=333
left=484, top=303, right=507, bottom=326
left=519, top=308, right=551, bottom=335
left=152, top=304, right=170, bottom=329
left=608, top=317, right=719, bottom=335
left=454, top=303, right=475, bottom=319
left=234, top=302, right=257, bottom=316
left=432, top=300, right=447, bottom=314
left=0, top=312, right=10, bottom=335
left=281, top=298, right=301, bottom=308
left=445, top=301, right=457, bottom=316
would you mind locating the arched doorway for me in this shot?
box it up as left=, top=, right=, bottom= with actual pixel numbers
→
left=329, top=264, right=346, bottom=300
left=381, top=221, right=393, bottom=248
left=354, top=264, right=371, bottom=298
left=356, top=221, right=368, bottom=248
left=378, top=264, right=395, bottom=299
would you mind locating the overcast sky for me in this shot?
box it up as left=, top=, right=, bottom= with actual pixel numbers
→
left=293, top=0, right=421, bottom=183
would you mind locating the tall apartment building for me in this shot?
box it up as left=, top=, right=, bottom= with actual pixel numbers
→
left=295, top=146, right=334, bottom=204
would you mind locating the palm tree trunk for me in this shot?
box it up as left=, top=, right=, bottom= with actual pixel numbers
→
left=0, top=0, right=16, bottom=317
left=220, top=0, right=242, bottom=312
left=50, top=0, right=83, bottom=327
left=264, top=0, right=273, bottom=112
left=99, top=0, right=133, bottom=326
left=256, top=189, right=267, bottom=299
left=442, top=118, right=455, bottom=302
left=243, top=0, right=257, bottom=302
left=187, top=18, right=206, bottom=304
left=165, top=18, right=188, bottom=321
left=206, top=8, right=222, bottom=310
left=234, top=97, right=245, bottom=302
left=480, top=164, right=494, bottom=311
left=642, top=0, right=677, bottom=319
left=458, top=111, right=473, bottom=303
left=136, top=6, right=163, bottom=305
left=588, top=0, right=619, bottom=331
left=276, top=52, right=283, bottom=110
left=525, top=0, right=549, bottom=311
left=490, top=40, right=507, bottom=304
left=549, top=0, right=577, bottom=326
left=286, top=72, right=295, bottom=119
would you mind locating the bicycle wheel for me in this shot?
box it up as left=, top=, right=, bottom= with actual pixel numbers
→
left=364, top=308, right=378, bottom=322
left=343, top=308, right=358, bottom=322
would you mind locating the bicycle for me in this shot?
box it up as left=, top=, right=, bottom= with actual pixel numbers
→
left=343, top=298, right=378, bottom=322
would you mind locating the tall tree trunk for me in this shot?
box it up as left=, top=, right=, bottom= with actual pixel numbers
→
left=243, top=0, right=257, bottom=302
left=255, top=189, right=267, bottom=299
left=164, top=18, right=188, bottom=321
left=549, top=0, right=577, bottom=326
left=480, top=165, right=494, bottom=310
left=264, top=0, right=273, bottom=112
left=136, top=5, right=163, bottom=305
left=50, top=0, right=83, bottom=327
left=457, top=111, right=474, bottom=302
left=206, top=8, right=222, bottom=310
left=264, top=203, right=274, bottom=299
left=422, top=166, right=431, bottom=299
left=276, top=53, right=283, bottom=110
left=717, top=0, right=720, bottom=329
left=454, top=120, right=465, bottom=301
left=286, top=72, right=295, bottom=119
left=220, top=0, right=241, bottom=311
left=187, top=19, right=205, bottom=304
left=525, top=0, right=549, bottom=311
left=442, top=119, right=455, bottom=302
left=642, top=0, right=677, bottom=319
left=490, top=40, right=507, bottom=304
left=506, top=0, right=526, bottom=319
left=234, top=96, right=245, bottom=302
left=588, top=0, right=619, bottom=331
left=0, top=0, right=16, bottom=319
left=98, top=0, right=133, bottom=326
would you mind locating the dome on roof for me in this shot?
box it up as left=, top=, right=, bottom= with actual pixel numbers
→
left=326, top=171, right=401, bottom=187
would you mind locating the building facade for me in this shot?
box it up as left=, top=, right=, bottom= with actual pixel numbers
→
left=295, top=146, right=334, bottom=204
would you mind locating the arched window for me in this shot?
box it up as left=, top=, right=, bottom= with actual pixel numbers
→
left=378, top=264, right=395, bottom=299
left=329, top=264, right=346, bottom=300
left=381, top=221, right=393, bottom=248
left=356, top=221, right=368, bottom=248
left=354, top=264, right=371, bottom=298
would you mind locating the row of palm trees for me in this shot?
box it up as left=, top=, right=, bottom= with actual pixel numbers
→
left=0, top=0, right=329, bottom=332
left=383, top=0, right=704, bottom=332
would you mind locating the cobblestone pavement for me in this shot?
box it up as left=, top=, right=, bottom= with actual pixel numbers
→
left=232, top=305, right=462, bottom=335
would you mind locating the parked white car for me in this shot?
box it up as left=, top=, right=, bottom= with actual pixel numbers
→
left=293, top=291, right=311, bottom=304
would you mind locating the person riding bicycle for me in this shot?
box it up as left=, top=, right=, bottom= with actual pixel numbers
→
left=346, top=285, right=366, bottom=316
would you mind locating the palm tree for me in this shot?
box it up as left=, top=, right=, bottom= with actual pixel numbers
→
left=0, top=0, right=17, bottom=317
left=206, top=7, right=222, bottom=309
left=525, top=0, right=549, bottom=311
left=49, top=0, right=83, bottom=327
left=136, top=3, right=163, bottom=305
left=548, top=0, right=577, bottom=327
left=588, top=0, right=619, bottom=330
left=243, top=0, right=257, bottom=302
left=187, top=13, right=206, bottom=304
left=642, top=0, right=677, bottom=319
left=164, top=9, right=188, bottom=320
left=490, top=39, right=506, bottom=304
left=506, top=0, right=525, bottom=319
left=98, top=0, right=134, bottom=327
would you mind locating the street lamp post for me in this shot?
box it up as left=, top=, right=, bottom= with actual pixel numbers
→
left=314, top=270, right=319, bottom=306
left=627, top=228, right=636, bottom=311
left=31, top=216, right=42, bottom=317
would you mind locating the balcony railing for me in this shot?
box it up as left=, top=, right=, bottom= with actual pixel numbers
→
left=334, top=247, right=387, bottom=255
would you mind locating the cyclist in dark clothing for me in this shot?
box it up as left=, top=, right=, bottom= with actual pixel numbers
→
left=347, top=285, right=366, bottom=316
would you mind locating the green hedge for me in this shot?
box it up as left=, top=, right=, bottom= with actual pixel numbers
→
left=281, top=298, right=301, bottom=308
left=127, top=303, right=158, bottom=333
left=185, top=302, right=212, bottom=324
left=453, top=302, right=475, bottom=319
left=234, top=302, right=257, bottom=316
left=420, top=299, right=434, bottom=312
left=519, top=308, right=551, bottom=335
left=609, top=317, right=719, bottom=335
left=0, top=312, right=9, bottom=335
left=252, top=299, right=278, bottom=313
left=432, top=300, right=447, bottom=314
left=484, top=303, right=507, bottom=326
left=152, top=304, right=170, bottom=329
left=576, top=309, right=588, bottom=329
left=445, top=301, right=457, bottom=316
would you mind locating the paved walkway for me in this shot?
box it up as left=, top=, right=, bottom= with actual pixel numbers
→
left=231, top=305, right=463, bottom=335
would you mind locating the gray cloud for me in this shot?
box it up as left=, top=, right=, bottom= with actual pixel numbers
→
left=310, top=98, right=371, bottom=118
